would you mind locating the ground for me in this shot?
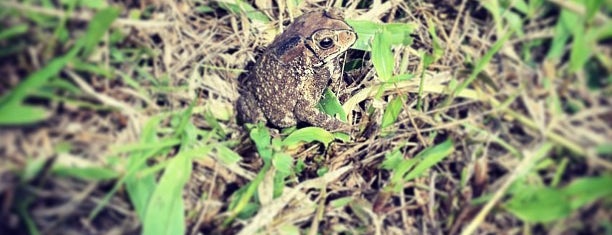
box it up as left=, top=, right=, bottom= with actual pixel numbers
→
left=0, top=0, right=611, bottom=235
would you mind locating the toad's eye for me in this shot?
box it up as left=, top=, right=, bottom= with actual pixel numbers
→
left=318, top=37, right=334, bottom=49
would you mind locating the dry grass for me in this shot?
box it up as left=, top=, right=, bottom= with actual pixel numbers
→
left=0, top=0, right=611, bottom=234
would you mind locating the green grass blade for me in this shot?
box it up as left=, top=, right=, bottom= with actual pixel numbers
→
left=319, top=88, right=347, bottom=122
left=142, top=149, right=192, bottom=235
left=80, top=7, right=120, bottom=57
left=0, top=104, right=50, bottom=125
left=444, top=30, right=513, bottom=106
left=381, top=95, right=405, bottom=129
left=0, top=24, right=28, bottom=40
left=282, top=127, right=335, bottom=148
left=372, top=29, right=393, bottom=82
left=404, top=139, right=454, bottom=182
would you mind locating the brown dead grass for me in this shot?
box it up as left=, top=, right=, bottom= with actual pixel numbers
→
left=1, top=0, right=611, bottom=234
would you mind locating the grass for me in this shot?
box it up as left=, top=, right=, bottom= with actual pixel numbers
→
left=0, top=0, right=611, bottom=234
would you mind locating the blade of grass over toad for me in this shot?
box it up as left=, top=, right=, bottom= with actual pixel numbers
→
left=443, top=30, right=513, bottom=107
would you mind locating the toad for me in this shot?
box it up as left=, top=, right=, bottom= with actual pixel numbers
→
left=237, top=10, right=357, bottom=131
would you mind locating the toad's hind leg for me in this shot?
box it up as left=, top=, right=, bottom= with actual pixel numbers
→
left=294, top=99, right=348, bottom=131
left=236, top=90, right=266, bottom=125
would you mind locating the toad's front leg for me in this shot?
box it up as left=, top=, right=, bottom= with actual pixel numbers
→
left=294, top=98, right=349, bottom=131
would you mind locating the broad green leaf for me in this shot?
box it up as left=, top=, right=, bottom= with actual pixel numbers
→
left=272, top=152, right=293, bottom=178
left=381, top=149, right=403, bottom=170
left=505, top=11, right=524, bottom=37
left=384, top=23, right=416, bottom=46
left=511, top=0, right=529, bottom=14
left=277, top=224, right=300, bottom=235
left=142, top=149, right=192, bottom=235
left=282, top=127, right=335, bottom=148
left=52, top=166, right=118, bottom=180
left=404, top=139, right=454, bottom=182
left=214, top=144, right=241, bottom=165
left=0, top=104, right=49, bottom=125
left=319, top=88, right=347, bottom=122
left=564, top=176, right=612, bottom=209
left=249, top=124, right=272, bottom=161
left=596, top=143, right=612, bottom=155
left=333, top=132, right=350, bottom=142
left=505, top=185, right=572, bottom=222
left=372, top=29, right=393, bottom=81
left=218, top=0, right=270, bottom=24
left=381, top=95, right=405, bottom=129
left=345, top=20, right=379, bottom=51
left=346, top=20, right=416, bottom=51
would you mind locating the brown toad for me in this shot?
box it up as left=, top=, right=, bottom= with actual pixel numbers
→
left=237, top=10, right=357, bottom=131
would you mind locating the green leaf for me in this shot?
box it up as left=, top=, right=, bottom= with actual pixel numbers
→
left=547, top=10, right=574, bottom=60
left=569, top=28, right=592, bottom=72
left=0, top=48, right=77, bottom=108
left=596, top=143, right=612, bottom=155
left=404, top=139, right=454, bottom=182
left=142, top=149, right=192, bottom=235
left=330, top=197, right=353, bottom=208
left=214, top=144, right=241, bottom=165
left=381, top=95, right=405, bottom=129
left=0, top=24, right=28, bottom=40
left=21, top=158, right=48, bottom=183
left=282, top=127, right=335, bottom=148
left=346, top=20, right=416, bottom=51
left=585, top=0, right=604, bottom=23
left=445, top=30, right=513, bottom=105
left=381, top=149, right=403, bottom=170
left=124, top=116, right=164, bottom=220
left=218, top=0, right=270, bottom=24
left=345, top=20, right=379, bottom=51
left=372, top=29, right=394, bottom=81
left=60, top=0, right=108, bottom=9
left=505, top=185, right=572, bottom=222
left=319, top=88, right=347, bottom=122
left=249, top=124, right=272, bottom=161
left=0, top=104, right=49, bottom=125
left=272, top=152, right=293, bottom=178
left=564, top=176, right=612, bottom=209
left=384, top=23, right=416, bottom=46
left=52, top=166, right=118, bottom=180
left=80, top=7, right=120, bottom=57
